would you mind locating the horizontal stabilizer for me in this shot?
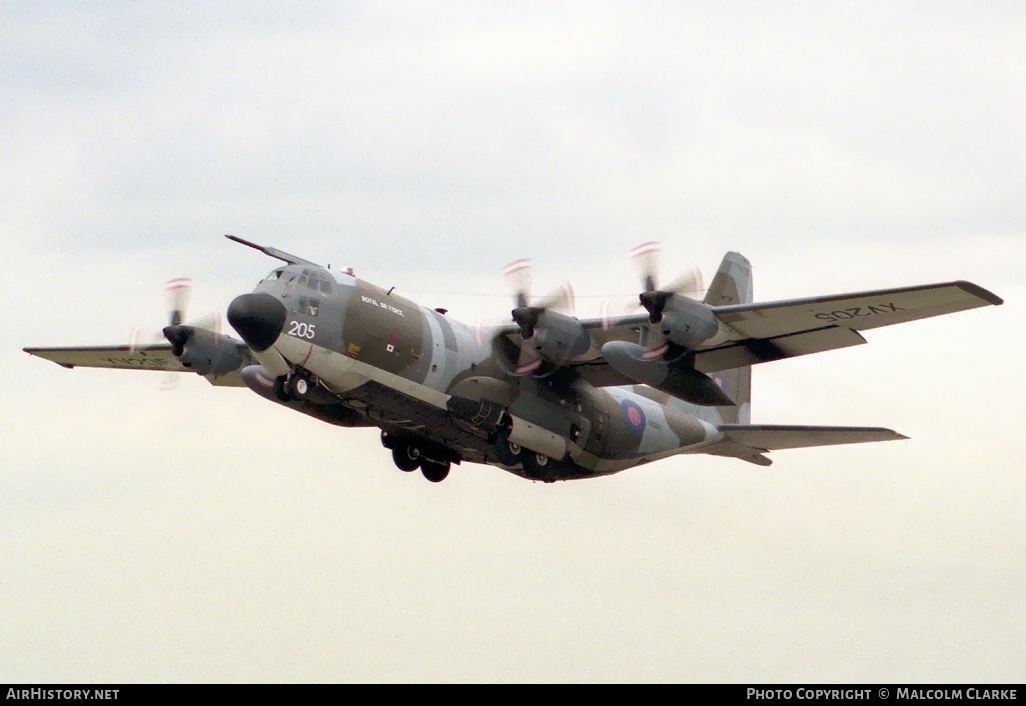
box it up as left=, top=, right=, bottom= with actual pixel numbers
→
left=694, top=424, right=908, bottom=466
left=717, top=424, right=908, bottom=450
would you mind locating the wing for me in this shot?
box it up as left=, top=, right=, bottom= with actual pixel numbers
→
left=574, top=280, right=1002, bottom=380
left=23, top=343, right=251, bottom=387
left=692, top=424, right=909, bottom=466
left=713, top=281, right=1003, bottom=336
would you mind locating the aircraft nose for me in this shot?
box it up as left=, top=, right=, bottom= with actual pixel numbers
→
left=227, top=293, right=288, bottom=352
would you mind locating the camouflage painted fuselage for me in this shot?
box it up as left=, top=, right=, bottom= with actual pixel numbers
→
left=240, top=265, right=721, bottom=481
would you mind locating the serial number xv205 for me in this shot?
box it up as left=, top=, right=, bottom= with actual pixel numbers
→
left=814, top=302, right=905, bottom=323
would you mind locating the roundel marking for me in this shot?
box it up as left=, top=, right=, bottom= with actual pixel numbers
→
left=621, top=399, right=647, bottom=437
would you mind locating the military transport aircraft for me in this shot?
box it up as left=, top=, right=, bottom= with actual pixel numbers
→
left=24, top=236, right=1003, bottom=483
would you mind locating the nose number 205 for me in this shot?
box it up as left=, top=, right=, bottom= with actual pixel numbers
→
left=288, top=321, right=316, bottom=339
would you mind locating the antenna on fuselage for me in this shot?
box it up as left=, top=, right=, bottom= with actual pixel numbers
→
left=225, top=234, right=321, bottom=267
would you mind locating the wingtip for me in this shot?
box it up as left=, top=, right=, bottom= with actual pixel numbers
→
left=954, top=280, right=1004, bottom=306
left=875, top=427, right=909, bottom=441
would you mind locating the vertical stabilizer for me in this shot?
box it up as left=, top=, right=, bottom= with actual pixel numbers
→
left=704, top=252, right=752, bottom=424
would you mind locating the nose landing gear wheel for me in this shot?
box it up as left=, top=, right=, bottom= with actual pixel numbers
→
left=292, top=376, right=310, bottom=398
left=274, top=373, right=313, bottom=401
left=285, top=373, right=312, bottom=399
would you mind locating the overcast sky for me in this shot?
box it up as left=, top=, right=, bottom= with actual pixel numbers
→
left=2, top=2, right=1024, bottom=683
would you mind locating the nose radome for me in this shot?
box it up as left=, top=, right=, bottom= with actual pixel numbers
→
left=227, top=293, right=287, bottom=352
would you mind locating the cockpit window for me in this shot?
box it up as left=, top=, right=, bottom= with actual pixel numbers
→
left=263, top=269, right=283, bottom=282
left=296, top=296, right=320, bottom=317
left=300, top=268, right=333, bottom=294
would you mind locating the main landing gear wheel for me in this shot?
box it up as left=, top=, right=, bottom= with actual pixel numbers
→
left=392, top=443, right=422, bottom=472
left=494, top=435, right=523, bottom=466
left=420, top=459, right=451, bottom=483
left=521, top=451, right=550, bottom=476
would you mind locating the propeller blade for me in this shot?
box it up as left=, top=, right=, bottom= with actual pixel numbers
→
left=663, top=266, right=705, bottom=298
left=134, top=277, right=219, bottom=391
left=159, top=371, right=180, bottom=391
left=624, top=319, right=671, bottom=361
left=187, top=311, right=222, bottom=335
left=502, top=259, right=532, bottom=309
left=128, top=326, right=163, bottom=354
left=631, top=240, right=661, bottom=292
left=515, top=339, right=543, bottom=376
left=640, top=336, right=670, bottom=361
left=534, top=282, right=575, bottom=316
left=631, top=241, right=705, bottom=321
left=164, top=277, right=193, bottom=327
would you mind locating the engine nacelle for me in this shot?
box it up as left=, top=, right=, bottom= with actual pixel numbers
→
left=493, top=311, right=591, bottom=376
left=651, top=297, right=719, bottom=349
left=528, top=310, right=591, bottom=363
left=601, top=340, right=734, bottom=406
left=164, top=325, right=244, bottom=376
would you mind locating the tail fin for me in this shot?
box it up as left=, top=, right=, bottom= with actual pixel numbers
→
left=704, top=252, right=752, bottom=424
